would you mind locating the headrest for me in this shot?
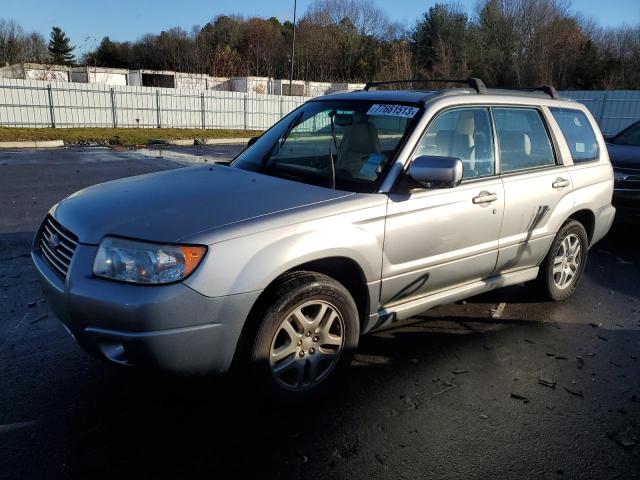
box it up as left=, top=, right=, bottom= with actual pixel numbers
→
left=499, top=131, right=531, bottom=156
left=340, top=119, right=380, bottom=154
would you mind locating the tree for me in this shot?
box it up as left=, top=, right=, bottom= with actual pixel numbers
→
left=51, top=1, right=640, bottom=88
left=210, top=45, right=242, bottom=76
left=240, top=17, right=286, bottom=77
left=48, top=26, right=74, bottom=65
left=412, top=4, right=470, bottom=79
left=84, top=36, right=131, bottom=68
left=0, top=19, right=25, bottom=65
left=21, top=32, right=48, bottom=63
left=0, top=19, right=48, bottom=65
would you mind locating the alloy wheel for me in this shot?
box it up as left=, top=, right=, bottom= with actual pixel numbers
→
left=269, top=300, right=345, bottom=391
left=552, top=233, right=582, bottom=290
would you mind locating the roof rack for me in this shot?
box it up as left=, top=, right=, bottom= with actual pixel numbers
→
left=363, top=77, right=487, bottom=94
left=510, top=85, right=559, bottom=99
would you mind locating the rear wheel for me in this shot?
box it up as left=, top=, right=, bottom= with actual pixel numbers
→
left=249, top=271, right=359, bottom=398
left=536, top=220, right=589, bottom=301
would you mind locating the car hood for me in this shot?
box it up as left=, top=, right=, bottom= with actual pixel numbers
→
left=51, top=165, right=354, bottom=244
left=606, top=143, right=640, bottom=170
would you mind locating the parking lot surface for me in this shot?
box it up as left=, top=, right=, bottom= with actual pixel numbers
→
left=0, top=146, right=638, bottom=479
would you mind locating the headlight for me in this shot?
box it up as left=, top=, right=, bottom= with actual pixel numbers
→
left=93, top=237, right=206, bottom=284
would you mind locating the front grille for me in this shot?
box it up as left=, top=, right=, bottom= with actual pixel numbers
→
left=615, top=168, right=640, bottom=190
left=38, top=216, right=78, bottom=278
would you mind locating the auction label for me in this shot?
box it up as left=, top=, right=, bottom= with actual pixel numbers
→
left=367, top=104, right=420, bottom=118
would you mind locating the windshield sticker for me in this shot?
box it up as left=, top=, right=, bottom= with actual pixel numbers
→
left=359, top=153, right=386, bottom=179
left=367, top=104, right=419, bottom=118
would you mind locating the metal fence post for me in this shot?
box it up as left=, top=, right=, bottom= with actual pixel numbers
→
left=201, top=92, right=206, bottom=130
left=599, top=92, right=608, bottom=132
left=156, top=90, right=161, bottom=128
left=110, top=88, right=118, bottom=128
left=244, top=94, right=248, bottom=130
left=47, top=84, right=56, bottom=128
left=279, top=95, right=284, bottom=119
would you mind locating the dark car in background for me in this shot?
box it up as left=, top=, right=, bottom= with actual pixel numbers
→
left=607, top=120, right=640, bottom=222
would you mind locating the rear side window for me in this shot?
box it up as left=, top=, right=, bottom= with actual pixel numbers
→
left=493, top=108, right=556, bottom=173
left=550, top=108, right=599, bottom=163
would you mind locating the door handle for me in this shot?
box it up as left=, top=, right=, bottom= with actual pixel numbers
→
left=472, top=191, right=498, bottom=205
left=552, top=177, right=570, bottom=189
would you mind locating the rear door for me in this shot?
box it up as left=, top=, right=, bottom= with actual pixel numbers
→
left=493, top=107, right=573, bottom=272
left=381, top=107, right=504, bottom=306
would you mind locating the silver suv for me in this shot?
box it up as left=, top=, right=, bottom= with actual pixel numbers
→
left=33, top=79, right=615, bottom=397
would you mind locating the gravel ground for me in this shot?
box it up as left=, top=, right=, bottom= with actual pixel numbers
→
left=0, top=146, right=638, bottom=479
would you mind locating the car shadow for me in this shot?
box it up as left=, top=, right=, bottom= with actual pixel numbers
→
left=587, top=222, right=639, bottom=300
left=1, top=225, right=638, bottom=479
left=54, top=323, right=506, bottom=479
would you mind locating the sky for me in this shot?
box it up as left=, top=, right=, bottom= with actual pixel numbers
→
left=3, top=0, right=640, bottom=55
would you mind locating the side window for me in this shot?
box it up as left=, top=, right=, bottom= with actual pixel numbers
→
left=414, top=107, right=495, bottom=179
left=550, top=108, right=600, bottom=163
left=493, top=108, right=556, bottom=173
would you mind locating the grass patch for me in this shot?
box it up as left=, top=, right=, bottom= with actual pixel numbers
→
left=0, top=127, right=262, bottom=146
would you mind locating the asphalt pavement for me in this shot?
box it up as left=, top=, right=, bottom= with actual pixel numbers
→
left=0, top=146, right=638, bottom=479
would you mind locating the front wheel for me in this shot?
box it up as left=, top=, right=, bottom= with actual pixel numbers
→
left=536, top=220, right=589, bottom=301
left=249, top=272, right=360, bottom=398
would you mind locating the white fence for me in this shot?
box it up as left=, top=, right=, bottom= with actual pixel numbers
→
left=1, top=78, right=639, bottom=135
left=0, top=78, right=307, bottom=130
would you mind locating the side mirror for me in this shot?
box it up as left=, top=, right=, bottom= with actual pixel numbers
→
left=247, top=136, right=259, bottom=147
left=408, top=156, right=463, bottom=188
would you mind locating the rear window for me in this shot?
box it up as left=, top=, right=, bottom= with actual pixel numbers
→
left=550, top=108, right=599, bottom=163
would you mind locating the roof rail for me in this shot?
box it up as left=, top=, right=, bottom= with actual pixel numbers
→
left=363, top=77, right=487, bottom=94
left=511, top=85, right=559, bottom=99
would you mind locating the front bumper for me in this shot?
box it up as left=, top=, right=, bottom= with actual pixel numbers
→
left=32, top=243, right=261, bottom=374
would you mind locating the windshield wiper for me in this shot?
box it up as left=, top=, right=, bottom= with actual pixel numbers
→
left=260, top=110, right=304, bottom=171
left=280, top=111, right=304, bottom=149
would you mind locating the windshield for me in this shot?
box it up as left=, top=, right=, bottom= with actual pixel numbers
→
left=610, top=121, right=640, bottom=146
left=231, top=100, right=422, bottom=193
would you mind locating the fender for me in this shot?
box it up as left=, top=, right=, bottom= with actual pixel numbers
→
left=183, top=203, right=387, bottom=298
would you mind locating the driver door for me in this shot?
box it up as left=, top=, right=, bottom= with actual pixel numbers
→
left=381, top=107, right=504, bottom=306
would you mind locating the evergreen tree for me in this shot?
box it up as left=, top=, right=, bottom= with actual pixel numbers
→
left=412, top=4, right=470, bottom=78
left=48, top=26, right=74, bottom=65
left=86, top=36, right=129, bottom=68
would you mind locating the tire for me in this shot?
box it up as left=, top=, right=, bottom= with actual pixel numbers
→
left=536, top=220, right=589, bottom=301
left=248, top=271, right=359, bottom=399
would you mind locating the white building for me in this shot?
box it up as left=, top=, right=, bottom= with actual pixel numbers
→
left=128, top=69, right=176, bottom=88
left=231, top=76, right=274, bottom=94
left=208, top=77, right=232, bottom=91
left=306, top=81, right=333, bottom=97
left=175, top=72, right=209, bottom=90
left=71, top=66, right=129, bottom=86
left=274, top=79, right=306, bottom=96
left=174, top=73, right=234, bottom=91
left=0, top=61, right=366, bottom=96
left=0, top=63, right=70, bottom=82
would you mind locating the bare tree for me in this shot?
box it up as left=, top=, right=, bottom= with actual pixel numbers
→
left=306, top=0, right=394, bottom=40
left=1, top=1, right=634, bottom=89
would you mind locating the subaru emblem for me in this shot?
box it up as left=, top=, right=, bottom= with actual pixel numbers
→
left=48, top=233, right=60, bottom=249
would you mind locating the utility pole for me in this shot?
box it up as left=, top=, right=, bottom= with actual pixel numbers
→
left=288, top=0, right=297, bottom=96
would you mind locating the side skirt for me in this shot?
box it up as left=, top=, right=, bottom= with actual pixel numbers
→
left=372, top=267, right=539, bottom=331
